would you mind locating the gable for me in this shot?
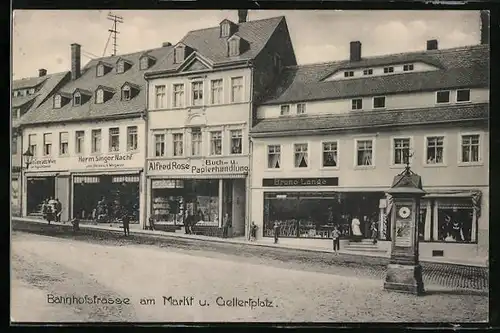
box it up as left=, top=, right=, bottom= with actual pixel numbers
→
left=183, top=59, right=210, bottom=72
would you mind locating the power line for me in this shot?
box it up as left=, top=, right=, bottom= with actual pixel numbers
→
left=107, top=12, right=124, bottom=56
left=102, top=30, right=113, bottom=57
left=82, top=49, right=99, bottom=58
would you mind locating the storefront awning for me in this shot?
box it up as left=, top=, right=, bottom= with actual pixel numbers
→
left=71, top=168, right=142, bottom=176
left=25, top=172, right=60, bottom=178
left=149, top=174, right=247, bottom=180
left=423, top=191, right=478, bottom=198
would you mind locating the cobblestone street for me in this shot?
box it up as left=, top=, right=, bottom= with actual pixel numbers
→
left=11, top=232, right=488, bottom=322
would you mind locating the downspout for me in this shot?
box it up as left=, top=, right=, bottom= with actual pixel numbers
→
left=141, top=80, right=150, bottom=230
left=246, top=60, right=254, bottom=240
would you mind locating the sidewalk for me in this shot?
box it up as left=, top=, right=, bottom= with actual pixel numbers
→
left=12, top=217, right=487, bottom=267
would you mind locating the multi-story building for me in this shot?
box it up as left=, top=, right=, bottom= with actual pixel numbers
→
left=11, top=69, right=70, bottom=216
left=19, top=43, right=172, bottom=225
left=250, top=39, right=489, bottom=264
left=143, top=11, right=296, bottom=236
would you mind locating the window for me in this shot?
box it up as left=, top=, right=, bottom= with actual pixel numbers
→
left=436, top=199, right=476, bottom=243
left=221, top=23, right=230, bottom=37
left=173, top=133, right=184, bottom=156
left=230, top=130, right=242, bottom=154
left=426, top=136, right=444, bottom=164
left=155, top=85, right=166, bottom=109
left=363, top=69, right=373, bottom=76
left=54, top=95, right=62, bottom=108
left=294, top=144, right=308, bottom=168
left=117, top=61, right=125, bottom=73
left=211, top=79, right=223, bottom=105
left=231, top=77, right=243, bottom=103
left=109, top=128, right=120, bottom=152
left=280, top=105, right=290, bottom=116
left=75, top=131, right=84, bottom=154
left=43, top=133, right=52, bottom=156
left=344, top=71, right=354, bottom=78
left=96, top=89, right=104, bottom=104
left=59, top=132, right=69, bottom=156
left=352, top=99, right=363, bottom=110
left=210, top=131, right=222, bottom=155
left=403, top=64, right=414, bottom=71
left=461, top=134, right=480, bottom=163
left=154, top=134, right=165, bottom=157
left=91, top=129, right=102, bottom=154
left=29, top=88, right=35, bottom=94
left=127, top=126, right=138, bottom=151
left=228, top=39, right=239, bottom=56
left=297, top=103, right=306, bottom=115
left=383, top=67, right=394, bottom=73
left=191, top=128, right=202, bottom=156
left=173, top=84, right=184, bottom=108
left=12, top=108, right=20, bottom=119
left=436, top=91, right=450, bottom=104
left=12, top=135, right=17, bottom=155
left=140, top=57, right=149, bottom=70
left=28, top=134, right=37, bottom=156
left=274, top=54, right=282, bottom=73
left=97, top=65, right=104, bottom=77
left=322, top=142, right=338, bottom=167
left=373, top=96, right=386, bottom=109
left=192, top=81, right=203, bottom=106
left=122, top=86, right=131, bottom=101
left=393, top=138, right=410, bottom=165
left=267, top=145, right=281, bottom=169
left=174, top=47, right=184, bottom=64
left=456, top=89, right=471, bottom=103
left=356, top=140, right=373, bottom=166
left=74, top=93, right=81, bottom=106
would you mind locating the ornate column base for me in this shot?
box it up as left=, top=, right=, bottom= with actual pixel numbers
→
left=384, top=263, right=425, bottom=295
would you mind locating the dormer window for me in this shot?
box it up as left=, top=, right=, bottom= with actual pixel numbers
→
left=97, top=64, right=104, bottom=77
left=117, top=61, right=125, bottom=73
left=96, top=89, right=104, bottom=104
left=383, top=66, right=394, bottom=74
left=121, top=82, right=140, bottom=101
left=140, top=57, right=149, bottom=70
left=96, top=61, right=113, bottom=77
left=95, top=86, right=114, bottom=104
left=122, top=86, right=131, bottom=101
left=174, top=46, right=184, bottom=64
left=229, top=39, right=239, bottom=56
left=54, top=94, right=62, bottom=108
left=74, top=93, right=81, bottom=106
left=28, top=88, right=35, bottom=95
left=363, top=69, right=373, bottom=75
left=221, top=22, right=231, bottom=38
left=72, top=89, right=92, bottom=106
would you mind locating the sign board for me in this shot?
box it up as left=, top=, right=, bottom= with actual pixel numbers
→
left=147, top=156, right=249, bottom=176
left=395, top=220, right=412, bottom=247
left=262, top=177, right=339, bottom=187
left=27, top=152, right=144, bottom=172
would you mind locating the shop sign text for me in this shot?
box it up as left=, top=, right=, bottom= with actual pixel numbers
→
left=79, top=153, right=134, bottom=169
left=148, top=158, right=249, bottom=175
left=28, top=158, right=57, bottom=170
left=262, top=177, right=339, bottom=187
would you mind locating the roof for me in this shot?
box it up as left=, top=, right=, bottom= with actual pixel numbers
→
left=262, top=44, right=489, bottom=105
left=148, top=16, right=285, bottom=74
left=13, top=76, right=47, bottom=90
left=20, top=46, right=173, bottom=126
left=12, top=94, right=37, bottom=108
left=251, top=103, right=489, bottom=137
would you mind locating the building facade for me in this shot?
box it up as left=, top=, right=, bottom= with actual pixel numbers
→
left=143, top=12, right=296, bottom=236
left=19, top=43, right=172, bottom=226
left=250, top=40, right=489, bottom=264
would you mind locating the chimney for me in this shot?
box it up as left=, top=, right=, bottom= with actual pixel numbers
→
left=481, top=10, right=490, bottom=45
left=350, top=41, right=362, bottom=62
left=71, top=43, right=81, bottom=80
left=162, top=42, right=172, bottom=47
left=38, top=68, right=47, bottom=77
left=426, top=39, right=438, bottom=51
left=238, top=10, right=248, bottom=24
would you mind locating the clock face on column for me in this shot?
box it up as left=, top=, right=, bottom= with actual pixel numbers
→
left=398, top=206, right=411, bottom=219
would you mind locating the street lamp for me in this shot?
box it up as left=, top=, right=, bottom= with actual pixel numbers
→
left=20, top=148, right=34, bottom=217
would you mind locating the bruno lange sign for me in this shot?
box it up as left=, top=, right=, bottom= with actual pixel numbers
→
left=148, top=157, right=249, bottom=175
left=262, top=177, right=339, bottom=187
left=27, top=153, right=141, bottom=171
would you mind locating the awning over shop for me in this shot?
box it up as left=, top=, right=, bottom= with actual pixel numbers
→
left=25, top=172, right=60, bottom=178
left=148, top=174, right=247, bottom=180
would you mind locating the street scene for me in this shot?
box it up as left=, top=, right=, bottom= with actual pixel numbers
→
left=11, top=9, right=489, bottom=323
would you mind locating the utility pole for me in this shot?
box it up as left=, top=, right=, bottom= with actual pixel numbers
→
left=107, top=12, right=124, bottom=56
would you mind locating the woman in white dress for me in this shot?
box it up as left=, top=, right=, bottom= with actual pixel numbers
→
left=351, top=216, right=362, bottom=237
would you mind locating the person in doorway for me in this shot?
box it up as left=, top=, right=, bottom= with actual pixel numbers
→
left=122, top=210, right=130, bottom=237
left=250, top=221, right=258, bottom=241
left=41, top=199, right=48, bottom=222
left=351, top=215, right=362, bottom=239
left=185, top=212, right=194, bottom=234
left=332, top=225, right=341, bottom=254
left=44, top=199, right=54, bottom=225
left=273, top=221, right=280, bottom=244
left=55, top=198, right=62, bottom=222
left=370, top=221, right=378, bottom=244
left=222, top=213, right=231, bottom=238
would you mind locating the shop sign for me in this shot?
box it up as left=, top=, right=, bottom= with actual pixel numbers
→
left=148, top=156, right=249, bottom=176
left=28, top=158, right=57, bottom=170
left=262, top=177, right=339, bottom=187
left=78, top=153, right=136, bottom=169
left=26, top=153, right=142, bottom=172
left=395, top=220, right=412, bottom=247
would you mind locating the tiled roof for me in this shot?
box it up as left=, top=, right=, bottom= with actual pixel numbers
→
left=13, top=76, right=47, bottom=90
left=251, top=103, right=489, bottom=137
left=262, top=45, right=489, bottom=105
left=148, top=16, right=285, bottom=74
left=12, top=94, right=37, bottom=108
left=20, top=46, right=173, bottom=126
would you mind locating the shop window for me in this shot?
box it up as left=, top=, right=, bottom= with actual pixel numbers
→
left=356, top=139, right=373, bottom=166
left=296, top=103, right=306, bottom=115
left=435, top=199, right=476, bottom=243
left=231, top=77, right=243, bottom=103
left=109, top=128, right=120, bottom=152
left=436, top=91, right=450, bottom=104
left=75, top=131, right=85, bottom=154
left=191, top=81, right=203, bottom=106
left=127, top=126, right=138, bottom=151
left=173, top=84, right=184, bottom=108
left=280, top=105, right=290, bottom=116
left=294, top=143, right=308, bottom=168
left=393, top=138, right=410, bottom=165
left=211, top=79, right=223, bottom=105
left=322, top=142, right=338, bottom=167
left=461, top=134, right=480, bottom=163
left=267, top=145, right=281, bottom=169
left=210, top=131, right=222, bottom=155
left=91, top=129, right=102, bottom=154
left=28, top=134, right=37, bottom=156
left=43, top=133, right=52, bottom=156
left=155, top=85, right=166, bottom=109
left=456, top=89, right=471, bottom=103
left=191, top=128, right=202, bottom=156
left=154, top=133, right=165, bottom=157
left=426, top=136, right=444, bottom=164
left=59, top=132, right=69, bottom=156
left=230, top=130, right=242, bottom=154
left=173, top=133, right=184, bottom=156
left=418, top=200, right=432, bottom=241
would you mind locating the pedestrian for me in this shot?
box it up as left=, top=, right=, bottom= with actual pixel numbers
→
left=122, top=211, right=130, bottom=237
left=45, top=199, right=54, bottom=225
left=222, top=213, right=231, bottom=238
left=149, top=216, right=156, bottom=231
left=55, top=198, right=62, bottom=222
left=332, top=225, right=341, bottom=254
left=250, top=221, right=257, bottom=241
left=370, top=221, right=378, bottom=244
left=41, top=199, right=48, bottom=222
left=273, top=221, right=279, bottom=244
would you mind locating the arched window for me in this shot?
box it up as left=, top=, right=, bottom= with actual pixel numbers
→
left=140, top=57, right=149, bottom=70
left=54, top=94, right=62, bottom=108
left=96, top=89, right=104, bottom=104
left=97, top=64, right=104, bottom=77
left=122, top=86, right=131, bottom=101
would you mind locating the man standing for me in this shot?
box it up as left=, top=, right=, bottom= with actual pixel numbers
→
left=273, top=221, right=280, bottom=244
left=122, top=210, right=130, bottom=237
left=222, top=213, right=231, bottom=238
left=55, top=198, right=62, bottom=222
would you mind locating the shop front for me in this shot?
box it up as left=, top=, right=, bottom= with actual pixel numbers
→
left=147, top=156, right=249, bottom=237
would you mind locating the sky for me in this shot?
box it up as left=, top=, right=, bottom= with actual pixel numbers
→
left=12, top=10, right=481, bottom=80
